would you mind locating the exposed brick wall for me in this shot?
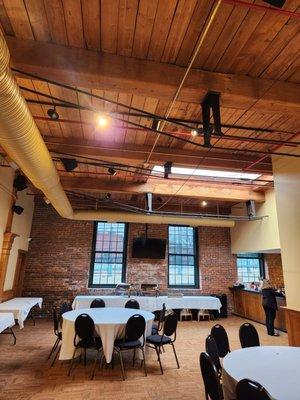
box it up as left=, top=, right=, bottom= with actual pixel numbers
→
left=23, top=200, right=237, bottom=315
left=265, top=253, right=284, bottom=288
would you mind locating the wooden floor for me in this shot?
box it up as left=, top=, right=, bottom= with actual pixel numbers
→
left=0, top=316, right=287, bottom=400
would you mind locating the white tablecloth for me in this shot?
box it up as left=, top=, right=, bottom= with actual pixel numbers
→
left=72, top=295, right=221, bottom=312
left=223, top=346, right=300, bottom=400
left=0, top=297, right=43, bottom=329
left=0, top=313, right=15, bottom=333
left=60, top=307, right=154, bottom=363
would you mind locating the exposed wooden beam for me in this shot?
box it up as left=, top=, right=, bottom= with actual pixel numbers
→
left=61, top=176, right=266, bottom=203
left=7, top=36, right=300, bottom=115
left=44, top=136, right=273, bottom=173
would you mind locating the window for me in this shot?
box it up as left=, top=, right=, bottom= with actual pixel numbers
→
left=168, top=225, right=199, bottom=288
left=237, top=253, right=265, bottom=283
left=89, top=222, right=127, bottom=287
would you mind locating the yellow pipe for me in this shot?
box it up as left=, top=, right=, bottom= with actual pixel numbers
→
left=0, top=31, right=235, bottom=228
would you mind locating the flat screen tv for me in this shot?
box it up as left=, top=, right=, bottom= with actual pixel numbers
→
left=132, top=238, right=166, bottom=259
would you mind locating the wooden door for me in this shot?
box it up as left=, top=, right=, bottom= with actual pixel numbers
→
left=13, top=250, right=27, bottom=297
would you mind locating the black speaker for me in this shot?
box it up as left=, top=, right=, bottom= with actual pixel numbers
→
left=13, top=175, right=27, bottom=191
left=12, top=205, right=24, bottom=215
left=211, top=294, right=228, bottom=318
left=60, top=158, right=78, bottom=172
left=263, top=0, right=286, bottom=8
left=246, top=200, right=256, bottom=217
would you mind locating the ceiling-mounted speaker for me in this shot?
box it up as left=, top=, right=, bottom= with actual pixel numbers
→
left=13, top=175, right=28, bottom=191
left=60, top=158, right=78, bottom=172
left=12, top=205, right=24, bottom=215
left=263, top=0, right=286, bottom=8
left=246, top=200, right=256, bottom=218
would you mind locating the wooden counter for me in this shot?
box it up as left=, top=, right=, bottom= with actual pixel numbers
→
left=230, top=288, right=286, bottom=332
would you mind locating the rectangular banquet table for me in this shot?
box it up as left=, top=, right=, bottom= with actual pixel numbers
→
left=0, top=313, right=15, bottom=333
left=72, top=295, right=221, bottom=312
left=0, top=297, right=43, bottom=329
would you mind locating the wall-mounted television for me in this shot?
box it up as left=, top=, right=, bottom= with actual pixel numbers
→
left=132, top=238, right=166, bottom=259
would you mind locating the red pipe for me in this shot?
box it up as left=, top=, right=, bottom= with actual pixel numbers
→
left=223, top=0, right=300, bottom=19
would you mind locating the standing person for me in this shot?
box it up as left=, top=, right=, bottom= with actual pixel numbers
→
left=261, top=279, right=279, bottom=336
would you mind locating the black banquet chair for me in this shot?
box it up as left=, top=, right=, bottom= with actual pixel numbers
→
left=68, top=313, right=102, bottom=379
left=124, top=299, right=140, bottom=309
left=47, top=308, right=62, bottom=366
left=211, top=324, right=230, bottom=358
left=60, top=301, right=72, bottom=315
left=236, top=379, right=272, bottom=400
left=90, top=298, right=105, bottom=308
left=239, top=322, right=260, bottom=348
left=200, top=352, right=223, bottom=400
left=205, top=335, right=222, bottom=378
left=152, top=303, right=166, bottom=335
left=146, top=312, right=179, bottom=374
left=114, top=314, right=147, bottom=380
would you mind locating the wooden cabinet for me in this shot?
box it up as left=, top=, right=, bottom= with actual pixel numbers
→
left=230, top=289, right=286, bottom=332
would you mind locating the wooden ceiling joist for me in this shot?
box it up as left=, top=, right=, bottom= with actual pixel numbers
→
left=7, top=36, right=300, bottom=116
left=61, top=176, right=266, bottom=203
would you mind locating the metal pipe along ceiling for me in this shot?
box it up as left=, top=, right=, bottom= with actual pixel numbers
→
left=0, top=32, right=237, bottom=227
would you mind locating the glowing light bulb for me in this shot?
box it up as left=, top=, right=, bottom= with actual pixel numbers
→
left=201, top=200, right=207, bottom=207
left=191, top=129, right=198, bottom=137
left=97, top=115, right=108, bottom=128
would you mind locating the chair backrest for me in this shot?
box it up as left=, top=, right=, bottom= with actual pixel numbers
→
left=236, top=379, right=272, bottom=400
left=163, top=312, right=178, bottom=338
left=200, top=352, right=223, bottom=400
left=239, top=323, right=260, bottom=348
left=125, top=299, right=140, bottom=309
left=90, top=298, right=105, bottom=308
left=205, top=335, right=222, bottom=375
left=211, top=324, right=230, bottom=358
left=52, top=308, right=60, bottom=333
left=60, top=302, right=72, bottom=315
left=74, top=313, right=95, bottom=341
left=125, top=314, right=146, bottom=342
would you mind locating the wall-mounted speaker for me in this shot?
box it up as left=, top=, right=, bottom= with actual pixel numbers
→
left=12, top=205, right=24, bottom=215
left=13, top=175, right=28, bottom=191
left=246, top=200, right=256, bottom=217
left=60, top=158, right=78, bottom=172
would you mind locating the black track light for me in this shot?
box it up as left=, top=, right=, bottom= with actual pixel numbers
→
left=60, top=158, right=78, bottom=172
left=12, top=205, right=24, bottom=215
left=164, top=161, right=172, bottom=179
left=13, top=175, right=27, bottom=191
left=47, top=106, right=59, bottom=120
left=105, top=193, right=111, bottom=200
left=263, top=0, right=286, bottom=8
left=108, top=167, right=117, bottom=176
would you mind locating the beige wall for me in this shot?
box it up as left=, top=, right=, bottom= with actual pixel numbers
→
left=0, top=167, right=34, bottom=292
left=272, top=155, right=300, bottom=311
left=230, top=189, right=281, bottom=254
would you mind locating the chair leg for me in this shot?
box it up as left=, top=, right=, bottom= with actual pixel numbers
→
left=171, top=342, right=180, bottom=369
left=84, top=348, right=87, bottom=366
left=132, top=348, right=136, bottom=367
left=51, top=343, right=61, bottom=367
left=10, top=327, right=16, bottom=345
left=141, top=347, right=147, bottom=377
left=91, top=350, right=101, bottom=380
left=68, top=348, right=78, bottom=376
left=155, top=346, right=164, bottom=374
left=48, top=337, right=59, bottom=360
left=118, top=350, right=126, bottom=380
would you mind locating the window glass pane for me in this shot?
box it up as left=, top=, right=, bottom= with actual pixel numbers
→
left=91, top=222, right=126, bottom=286
left=236, top=253, right=263, bottom=283
left=168, top=226, right=197, bottom=287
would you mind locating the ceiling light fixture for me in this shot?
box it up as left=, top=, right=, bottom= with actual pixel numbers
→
left=12, top=205, right=24, bottom=215
left=201, top=201, right=208, bottom=207
left=60, top=158, right=78, bottom=172
left=105, top=193, right=111, bottom=199
left=191, top=129, right=198, bottom=137
left=97, top=115, right=109, bottom=128
left=108, top=167, right=117, bottom=176
left=47, top=106, right=59, bottom=120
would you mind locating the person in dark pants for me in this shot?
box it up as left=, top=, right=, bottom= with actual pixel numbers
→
left=261, top=279, right=280, bottom=336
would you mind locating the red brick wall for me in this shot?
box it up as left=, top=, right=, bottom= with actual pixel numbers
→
left=265, top=253, right=284, bottom=288
left=23, top=200, right=237, bottom=315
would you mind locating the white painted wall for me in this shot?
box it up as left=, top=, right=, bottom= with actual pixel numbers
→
left=230, top=189, right=281, bottom=254
left=0, top=167, right=34, bottom=292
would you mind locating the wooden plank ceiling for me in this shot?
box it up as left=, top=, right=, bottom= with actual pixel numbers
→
left=0, top=0, right=299, bottom=214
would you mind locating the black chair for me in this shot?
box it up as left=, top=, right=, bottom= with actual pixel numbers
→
left=114, top=314, right=147, bottom=380
left=236, top=379, right=272, bottom=400
left=68, top=313, right=102, bottom=379
left=124, top=299, right=140, bottom=309
left=90, top=298, right=105, bottom=308
left=146, top=312, right=179, bottom=374
left=152, top=303, right=166, bottom=334
left=205, top=335, right=222, bottom=377
left=47, top=308, right=62, bottom=366
left=200, top=352, right=223, bottom=400
left=239, top=323, right=260, bottom=348
left=60, top=302, right=72, bottom=315
left=211, top=324, right=230, bottom=358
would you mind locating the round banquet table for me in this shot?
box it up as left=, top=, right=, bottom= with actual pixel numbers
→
left=59, top=307, right=154, bottom=363
left=222, top=346, right=300, bottom=400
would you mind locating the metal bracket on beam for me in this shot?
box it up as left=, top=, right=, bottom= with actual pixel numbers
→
left=201, top=91, right=222, bottom=147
